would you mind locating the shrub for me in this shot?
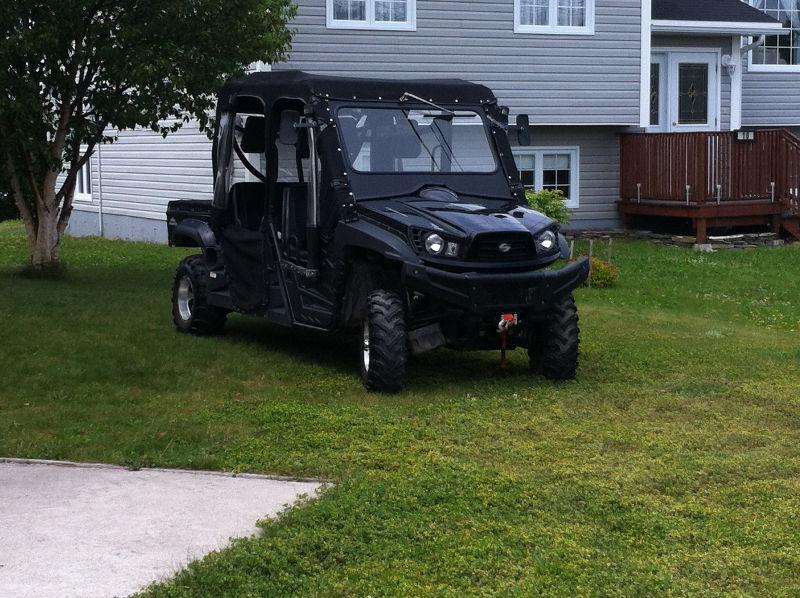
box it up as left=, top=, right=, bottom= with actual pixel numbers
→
left=0, top=191, right=18, bottom=222
left=587, top=257, right=619, bottom=288
left=525, top=189, right=571, bottom=225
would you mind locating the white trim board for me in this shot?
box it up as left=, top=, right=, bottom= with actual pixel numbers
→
left=640, top=0, right=652, bottom=128
left=730, top=35, right=743, bottom=130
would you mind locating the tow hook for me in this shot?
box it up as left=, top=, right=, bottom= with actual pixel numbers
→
left=497, top=313, right=518, bottom=369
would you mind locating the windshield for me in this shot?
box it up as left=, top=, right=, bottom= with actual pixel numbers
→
left=336, top=107, right=497, bottom=174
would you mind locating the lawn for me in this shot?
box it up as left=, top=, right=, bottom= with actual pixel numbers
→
left=2, top=219, right=800, bottom=596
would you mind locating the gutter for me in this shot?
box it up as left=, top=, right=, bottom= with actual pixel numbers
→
left=651, top=20, right=785, bottom=36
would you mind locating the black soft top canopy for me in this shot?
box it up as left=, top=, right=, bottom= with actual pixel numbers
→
left=218, top=70, right=497, bottom=113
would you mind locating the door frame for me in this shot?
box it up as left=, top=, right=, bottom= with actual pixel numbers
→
left=649, top=47, right=722, bottom=133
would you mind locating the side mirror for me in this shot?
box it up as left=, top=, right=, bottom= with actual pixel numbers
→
left=240, top=116, right=266, bottom=153
left=279, top=110, right=300, bottom=146
left=516, top=114, right=531, bottom=146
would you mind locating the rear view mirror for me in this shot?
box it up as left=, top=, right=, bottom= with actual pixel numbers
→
left=279, top=110, right=300, bottom=146
left=516, top=114, right=531, bottom=146
left=240, top=116, right=266, bottom=153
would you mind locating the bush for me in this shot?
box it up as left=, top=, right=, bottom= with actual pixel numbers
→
left=587, top=257, right=619, bottom=288
left=525, top=189, right=571, bottom=225
left=0, top=191, right=18, bottom=222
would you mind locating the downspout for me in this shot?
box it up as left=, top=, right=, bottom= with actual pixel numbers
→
left=96, top=143, right=104, bottom=237
left=723, top=36, right=766, bottom=131
left=740, top=35, right=766, bottom=55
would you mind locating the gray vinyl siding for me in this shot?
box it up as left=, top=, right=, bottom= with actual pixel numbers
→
left=651, top=35, right=733, bottom=131
left=513, top=126, right=623, bottom=229
left=742, top=64, right=800, bottom=127
left=277, top=0, right=643, bottom=126
left=67, top=123, right=212, bottom=224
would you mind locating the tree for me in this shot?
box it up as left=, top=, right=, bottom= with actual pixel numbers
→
left=0, top=0, right=295, bottom=270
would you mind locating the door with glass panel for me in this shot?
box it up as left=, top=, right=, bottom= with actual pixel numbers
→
left=650, top=51, right=719, bottom=132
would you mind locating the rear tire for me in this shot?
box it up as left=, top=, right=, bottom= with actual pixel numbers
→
left=172, top=255, right=227, bottom=335
left=528, top=293, right=579, bottom=380
left=360, top=290, right=407, bottom=393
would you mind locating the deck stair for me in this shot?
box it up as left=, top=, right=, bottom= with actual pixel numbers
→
left=619, top=129, right=800, bottom=243
left=783, top=216, right=800, bottom=241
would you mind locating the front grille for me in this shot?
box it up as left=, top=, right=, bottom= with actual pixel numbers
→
left=471, top=233, right=534, bottom=261
left=410, top=228, right=427, bottom=254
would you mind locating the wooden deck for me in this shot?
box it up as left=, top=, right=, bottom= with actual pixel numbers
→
left=618, top=130, right=800, bottom=243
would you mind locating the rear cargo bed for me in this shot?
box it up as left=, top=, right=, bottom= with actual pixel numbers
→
left=167, top=200, right=213, bottom=246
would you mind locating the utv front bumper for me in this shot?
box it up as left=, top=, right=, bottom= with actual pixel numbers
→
left=401, top=257, right=590, bottom=314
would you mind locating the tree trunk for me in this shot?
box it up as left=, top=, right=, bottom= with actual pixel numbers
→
left=30, top=208, right=61, bottom=270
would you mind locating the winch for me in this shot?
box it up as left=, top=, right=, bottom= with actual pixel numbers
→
left=497, top=313, right=518, bottom=369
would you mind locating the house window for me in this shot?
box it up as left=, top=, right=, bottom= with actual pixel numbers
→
left=74, top=150, right=92, bottom=202
left=749, top=0, right=800, bottom=69
left=650, top=63, right=661, bottom=126
left=327, top=0, right=415, bottom=30
left=514, top=0, right=594, bottom=34
left=513, top=147, right=580, bottom=208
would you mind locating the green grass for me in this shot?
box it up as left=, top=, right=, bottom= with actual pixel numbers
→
left=2, top=220, right=800, bottom=596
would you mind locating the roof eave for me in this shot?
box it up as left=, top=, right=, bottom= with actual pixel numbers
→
left=651, top=19, right=786, bottom=36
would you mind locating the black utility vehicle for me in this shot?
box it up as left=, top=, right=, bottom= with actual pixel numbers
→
left=167, top=71, right=589, bottom=392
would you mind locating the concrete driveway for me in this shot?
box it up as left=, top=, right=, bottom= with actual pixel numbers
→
left=0, top=458, right=320, bottom=598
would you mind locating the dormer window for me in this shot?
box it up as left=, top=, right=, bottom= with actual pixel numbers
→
left=327, top=0, right=416, bottom=30
left=514, top=0, right=595, bottom=34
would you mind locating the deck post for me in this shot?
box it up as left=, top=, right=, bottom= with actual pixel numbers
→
left=695, top=218, right=708, bottom=244
left=771, top=214, right=781, bottom=234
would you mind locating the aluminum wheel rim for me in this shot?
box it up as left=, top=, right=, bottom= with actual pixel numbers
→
left=362, top=320, right=370, bottom=372
left=177, top=275, right=194, bottom=321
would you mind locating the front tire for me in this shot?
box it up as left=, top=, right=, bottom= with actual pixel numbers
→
left=360, top=290, right=407, bottom=393
left=529, top=293, right=580, bottom=380
left=172, top=255, right=227, bottom=335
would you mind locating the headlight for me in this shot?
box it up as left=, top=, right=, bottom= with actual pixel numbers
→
left=534, top=229, right=557, bottom=254
left=424, top=233, right=445, bottom=255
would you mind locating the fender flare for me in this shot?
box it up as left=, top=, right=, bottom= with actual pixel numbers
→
left=334, top=220, right=420, bottom=264
left=172, top=218, right=217, bottom=249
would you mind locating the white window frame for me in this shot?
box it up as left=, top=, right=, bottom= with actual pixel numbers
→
left=326, top=0, right=416, bottom=31
left=514, top=0, right=595, bottom=35
left=73, top=147, right=93, bottom=203
left=513, top=146, right=580, bottom=209
left=747, top=1, right=800, bottom=72
left=746, top=39, right=800, bottom=73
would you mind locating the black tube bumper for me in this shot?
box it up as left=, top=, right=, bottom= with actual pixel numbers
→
left=401, top=257, right=590, bottom=313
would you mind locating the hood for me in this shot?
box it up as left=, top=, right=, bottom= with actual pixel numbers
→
left=359, top=186, right=554, bottom=239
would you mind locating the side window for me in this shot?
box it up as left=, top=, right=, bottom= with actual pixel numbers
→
left=327, top=0, right=416, bottom=30
left=513, top=147, right=580, bottom=208
left=514, top=0, right=595, bottom=35
left=73, top=146, right=92, bottom=203
left=234, top=114, right=267, bottom=183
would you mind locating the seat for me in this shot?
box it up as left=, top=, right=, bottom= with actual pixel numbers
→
left=230, top=182, right=266, bottom=231
left=279, top=183, right=308, bottom=260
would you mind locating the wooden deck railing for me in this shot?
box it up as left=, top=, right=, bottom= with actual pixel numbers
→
left=620, top=129, right=800, bottom=207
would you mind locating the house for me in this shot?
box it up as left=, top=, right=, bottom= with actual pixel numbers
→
left=66, top=0, right=800, bottom=243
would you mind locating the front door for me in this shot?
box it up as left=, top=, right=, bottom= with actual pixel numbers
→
left=650, top=51, right=719, bottom=132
